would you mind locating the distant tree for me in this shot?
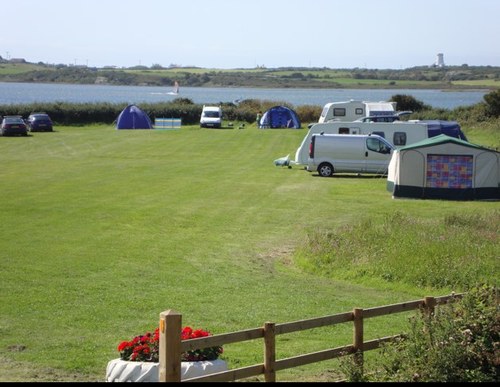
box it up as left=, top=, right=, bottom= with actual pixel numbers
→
left=172, top=97, right=194, bottom=105
left=390, top=94, right=428, bottom=112
left=483, top=89, right=500, bottom=117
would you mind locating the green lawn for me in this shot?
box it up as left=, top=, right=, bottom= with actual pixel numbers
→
left=0, top=124, right=497, bottom=381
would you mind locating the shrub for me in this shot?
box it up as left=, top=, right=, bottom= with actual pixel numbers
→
left=390, top=94, right=430, bottom=112
left=341, top=285, right=499, bottom=382
left=483, top=89, right=500, bottom=117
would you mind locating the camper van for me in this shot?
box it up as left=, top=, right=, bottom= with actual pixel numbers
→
left=292, top=121, right=429, bottom=166
left=307, top=133, right=394, bottom=177
left=200, top=105, right=222, bottom=128
left=317, top=100, right=397, bottom=123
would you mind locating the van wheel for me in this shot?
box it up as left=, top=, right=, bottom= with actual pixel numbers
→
left=318, top=163, right=334, bottom=177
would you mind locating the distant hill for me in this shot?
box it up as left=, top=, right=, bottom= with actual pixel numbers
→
left=0, top=59, right=499, bottom=89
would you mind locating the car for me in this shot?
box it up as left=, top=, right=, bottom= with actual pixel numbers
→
left=26, top=112, right=53, bottom=132
left=1, top=115, right=28, bottom=136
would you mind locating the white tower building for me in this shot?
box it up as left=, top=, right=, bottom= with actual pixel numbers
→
left=435, top=53, right=445, bottom=67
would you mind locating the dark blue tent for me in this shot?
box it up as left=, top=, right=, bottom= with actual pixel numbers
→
left=259, top=106, right=301, bottom=129
left=116, top=104, right=153, bottom=129
left=421, top=120, right=467, bottom=141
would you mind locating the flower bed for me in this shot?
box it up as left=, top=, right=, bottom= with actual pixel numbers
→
left=106, top=325, right=226, bottom=382
left=116, top=326, right=223, bottom=362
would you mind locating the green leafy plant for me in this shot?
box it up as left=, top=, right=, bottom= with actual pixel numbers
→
left=340, top=285, right=499, bottom=382
left=117, top=326, right=223, bottom=363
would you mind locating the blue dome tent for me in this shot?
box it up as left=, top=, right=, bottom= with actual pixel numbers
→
left=116, top=104, right=153, bottom=129
left=259, top=106, right=301, bottom=129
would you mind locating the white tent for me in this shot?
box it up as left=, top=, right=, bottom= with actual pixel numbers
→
left=387, top=135, right=500, bottom=200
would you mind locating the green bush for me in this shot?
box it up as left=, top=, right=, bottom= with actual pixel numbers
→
left=295, top=104, right=322, bottom=125
left=483, top=89, right=500, bottom=117
left=341, top=285, right=499, bottom=382
left=0, top=98, right=304, bottom=126
left=390, top=94, right=430, bottom=112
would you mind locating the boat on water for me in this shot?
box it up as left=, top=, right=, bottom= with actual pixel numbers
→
left=167, top=81, right=179, bottom=95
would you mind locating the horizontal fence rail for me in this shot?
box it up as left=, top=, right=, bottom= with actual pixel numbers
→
left=158, top=293, right=463, bottom=382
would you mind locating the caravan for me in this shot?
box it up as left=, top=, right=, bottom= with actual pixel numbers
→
left=317, top=100, right=397, bottom=123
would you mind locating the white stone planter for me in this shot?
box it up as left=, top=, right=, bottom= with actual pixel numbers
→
left=106, top=358, right=228, bottom=382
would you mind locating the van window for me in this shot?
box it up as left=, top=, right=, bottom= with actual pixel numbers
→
left=333, top=108, right=346, bottom=117
left=393, top=132, right=407, bottom=146
left=338, top=127, right=350, bottom=134
left=372, top=131, right=385, bottom=138
left=203, top=110, right=220, bottom=118
left=366, top=138, right=391, bottom=154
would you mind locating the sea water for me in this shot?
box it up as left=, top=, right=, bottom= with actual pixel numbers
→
left=0, top=82, right=488, bottom=110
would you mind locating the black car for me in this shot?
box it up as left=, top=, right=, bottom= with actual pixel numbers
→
left=1, top=116, right=28, bottom=136
left=27, top=112, right=53, bottom=132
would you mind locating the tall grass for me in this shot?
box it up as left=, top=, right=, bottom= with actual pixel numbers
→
left=0, top=124, right=498, bottom=381
left=295, top=211, right=499, bottom=291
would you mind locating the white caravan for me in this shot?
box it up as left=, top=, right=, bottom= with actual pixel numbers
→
left=317, top=100, right=397, bottom=123
left=307, top=133, right=394, bottom=177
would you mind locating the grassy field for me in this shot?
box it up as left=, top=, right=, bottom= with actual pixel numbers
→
left=0, top=123, right=498, bottom=382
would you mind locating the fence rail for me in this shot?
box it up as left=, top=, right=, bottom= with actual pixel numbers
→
left=158, top=292, right=463, bottom=382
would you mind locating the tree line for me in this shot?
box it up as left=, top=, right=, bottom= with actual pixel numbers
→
left=1, top=60, right=499, bottom=89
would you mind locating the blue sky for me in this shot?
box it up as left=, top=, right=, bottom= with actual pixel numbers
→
left=2, top=0, right=499, bottom=69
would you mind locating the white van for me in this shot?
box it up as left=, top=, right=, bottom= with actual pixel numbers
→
left=307, top=133, right=394, bottom=177
left=200, top=105, right=222, bottom=128
left=291, top=120, right=429, bottom=166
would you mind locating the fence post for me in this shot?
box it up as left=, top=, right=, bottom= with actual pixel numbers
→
left=422, top=296, right=437, bottom=338
left=263, top=322, right=276, bottom=382
left=424, top=296, right=437, bottom=316
left=159, top=310, right=182, bottom=382
left=352, top=308, right=364, bottom=376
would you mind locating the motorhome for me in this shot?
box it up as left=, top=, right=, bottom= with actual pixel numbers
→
left=307, top=133, right=394, bottom=177
left=317, top=100, right=397, bottom=123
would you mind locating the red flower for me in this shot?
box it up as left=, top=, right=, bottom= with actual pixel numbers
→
left=117, top=326, right=223, bottom=363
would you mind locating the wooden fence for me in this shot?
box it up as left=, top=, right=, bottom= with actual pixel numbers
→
left=158, top=292, right=463, bottom=382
